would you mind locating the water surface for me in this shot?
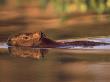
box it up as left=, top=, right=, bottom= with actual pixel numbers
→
left=0, top=37, right=110, bottom=82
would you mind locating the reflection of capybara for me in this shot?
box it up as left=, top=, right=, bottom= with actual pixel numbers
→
left=8, top=47, right=48, bottom=59
left=7, top=32, right=109, bottom=48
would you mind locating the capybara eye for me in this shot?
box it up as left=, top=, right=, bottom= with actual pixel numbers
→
left=24, top=36, right=28, bottom=39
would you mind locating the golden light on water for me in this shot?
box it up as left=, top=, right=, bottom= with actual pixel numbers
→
left=0, top=1, right=110, bottom=81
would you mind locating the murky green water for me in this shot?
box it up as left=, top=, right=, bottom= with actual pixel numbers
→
left=0, top=39, right=110, bottom=82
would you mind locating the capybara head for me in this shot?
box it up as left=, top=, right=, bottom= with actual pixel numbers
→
left=7, top=32, right=46, bottom=47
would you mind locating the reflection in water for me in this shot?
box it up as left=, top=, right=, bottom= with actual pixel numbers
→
left=8, top=47, right=48, bottom=60
left=0, top=45, right=110, bottom=82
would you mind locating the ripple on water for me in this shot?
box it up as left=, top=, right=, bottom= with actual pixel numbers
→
left=1, top=37, right=110, bottom=49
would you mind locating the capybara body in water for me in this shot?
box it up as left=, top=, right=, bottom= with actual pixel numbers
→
left=7, top=32, right=109, bottom=48
left=7, top=32, right=58, bottom=47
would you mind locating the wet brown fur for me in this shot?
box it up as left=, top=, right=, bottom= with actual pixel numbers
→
left=7, top=32, right=58, bottom=47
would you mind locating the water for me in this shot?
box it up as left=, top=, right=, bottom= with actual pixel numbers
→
left=0, top=37, right=110, bottom=82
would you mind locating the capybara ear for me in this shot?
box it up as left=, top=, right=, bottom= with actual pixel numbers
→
left=33, top=32, right=42, bottom=41
left=40, top=32, right=46, bottom=38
